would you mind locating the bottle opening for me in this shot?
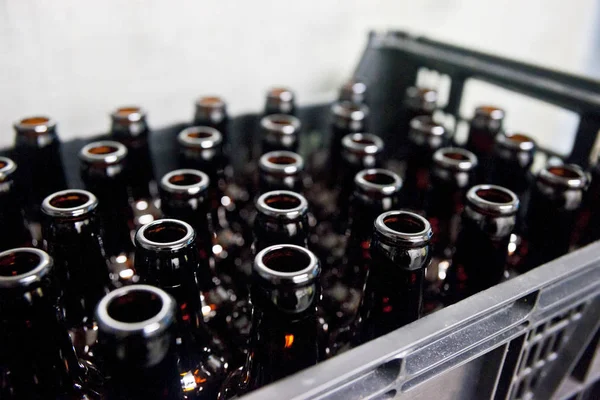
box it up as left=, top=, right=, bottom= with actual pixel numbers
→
left=264, top=193, right=302, bottom=210
left=19, top=116, right=50, bottom=126
left=363, top=172, right=397, bottom=185
left=270, top=118, right=294, bottom=126
left=268, top=87, right=293, bottom=101
left=475, top=105, right=504, bottom=119
left=262, top=246, right=311, bottom=274
left=352, top=136, right=375, bottom=145
left=0, top=161, right=6, bottom=169
left=475, top=188, right=514, bottom=204
left=88, top=144, right=120, bottom=155
left=143, top=221, right=188, bottom=244
left=106, top=290, right=164, bottom=324
left=0, top=251, right=41, bottom=277
left=267, top=155, right=297, bottom=165
left=443, top=151, right=470, bottom=161
left=168, top=173, right=203, bottom=186
left=49, top=192, right=90, bottom=209
left=116, top=107, right=142, bottom=117
left=508, top=133, right=532, bottom=144
left=198, top=96, right=223, bottom=106
left=187, top=130, right=213, bottom=139
left=383, top=213, right=426, bottom=234
left=548, top=166, right=580, bottom=179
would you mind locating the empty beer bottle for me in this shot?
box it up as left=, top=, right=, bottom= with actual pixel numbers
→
left=0, top=248, right=102, bottom=399
left=339, top=78, right=367, bottom=104
left=13, top=116, right=67, bottom=223
left=358, top=211, right=432, bottom=343
left=41, top=189, right=110, bottom=358
left=258, top=151, right=305, bottom=194
left=403, top=115, right=449, bottom=209
left=96, top=285, right=182, bottom=400
left=575, top=159, right=600, bottom=246
left=219, top=245, right=321, bottom=398
left=264, top=87, right=296, bottom=116
left=194, top=96, right=229, bottom=141
left=260, top=114, right=302, bottom=154
left=443, top=185, right=519, bottom=305
left=79, top=141, right=134, bottom=266
left=0, top=157, right=32, bottom=251
left=465, top=106, right=505, bottom=182
left=490, top=132, right=536, bottom=198
left=392, top=87, right=438, bottom=155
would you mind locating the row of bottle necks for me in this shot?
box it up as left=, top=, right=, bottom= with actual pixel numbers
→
left=1, top=81, right=599, bottom=399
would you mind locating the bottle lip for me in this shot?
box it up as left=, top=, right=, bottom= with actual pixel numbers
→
left=259, top=151, right=304, bottom=175
left=474, top=105, right=505, bottom=121
left=0, top=157, right=17, bottom=181
left=96, top=284, right=176, bottom=339
left=355, top=168, right=402, bottom=195
left=178, top=126, right=223, bottom=149
left=374, top=210, right=433, bottom=247
left=267, top=87, right=295, bottom=102
left=256, top=190, right=308, bottom=220
left=405, top=86, right=438, bottom=104
left=42, top=189, right=99, bottom=218
left=339, top=79, right=367, bottom=99
left=331, top=101, right=369, bottom=121
left=466, top=184, right=519, bottom=216
left=79, top=140, right=128, bottom=164
left=260, top=114, right=301, bottom=136
left=342, top=133, right=384, bottom=155
left=495, top=132, right=536, bottom=152
left=111, top=106, right=146, bottom=123
left=135, top=219, right=196, bottom=252
left=537, top=164, right=588, bottom=190
left=433, top=147, right=478, bottom=171
left=13, top=116, right=57, bottom=134
left=160, top=169, right=210, bottom=195
left=409, top=115, right=446, bottom=137
left=254, top=244, right=320, bottom=286
left=195, top=96, right=226, bottom=110
left=0, top=248, right=53, bottom=289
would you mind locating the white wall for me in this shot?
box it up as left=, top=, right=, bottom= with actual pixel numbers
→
left=1, top=0, right=598, bottom=153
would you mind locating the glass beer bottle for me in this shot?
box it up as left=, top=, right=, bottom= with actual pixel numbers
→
left=258, top=150, right=305, bottom=194
left=0, top=157, right=32, bottom=251
left=259, top=114, right=302, bottom=155
left=339, top=78, right=368, bottom=105
left=264, top=87, right=296, bottom=116
left=194, top=96, right=229, bottom=142
left=465, top=106, right=505, bottom=182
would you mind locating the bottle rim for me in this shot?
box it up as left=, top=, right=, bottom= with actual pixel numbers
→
left=0, top=248, right=53, bottom=289
left=474, top=105, right=505, bottom=121
left=111, top=106, right=146, bottom=123
left=79, top=140, right=128, bottom=164
left=42, top=189, right=98, bottom=218
left=256, top=190, right=308, bottom=220
left=355, top=168, right=402, bottom=195
left=13, top=116, right=57, bottom=134
left=537, top=164, right=588, bottom=190
left=259, top=151, right=304, bottom=175
left=331, top=101, right=369, bottom=121
left=340, top=79, right=367, bottom=100
left=195, top=96, right=226, bottom=110
left=254, top=244, right=320, bottom=286
left=374, top=210, right=433, bottom=246
left=160, top=169, right=210, bottom=195
left=178, top=126, right=223, bottom=149
left=135, top=218, right=196, bottom=252
left=267, top=87, right=295, bottom=102
left=342, top=133, right=384, bottom=155
left=260, top=114, right=301, bottom=135
left=495, top=132, right=536, bottom=152
left=0, top=157, right=17, bottom=181
left=405, top=86, right=438, bottom=106
left=466, top=184, right=519, bottom=216
left=96, top=284, right=176, bottom=339
left=409, top=115, right=446, bottom=137
left=433, top=147, right=478, bottom=171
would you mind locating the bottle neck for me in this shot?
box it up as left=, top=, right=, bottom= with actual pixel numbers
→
left=253, top=213, right=310, bottom=253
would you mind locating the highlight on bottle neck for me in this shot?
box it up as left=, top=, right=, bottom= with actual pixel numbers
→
left=0, top=247, right=53, bottom=290
left=339, top=78, right=367, bottom=104
left=471, top=105, right=505, bottom=131
left=431, top=147, right=478, bottom=187
left=256, top=190, right=309, bottom=221
left=0, top=156, right=17, bottom=185
left=331, top=101, right=369, bottom=131
left=41, top=189, right=99, bottom=218
left=464, top=184, right=519, bottom=238
left=536, top=164, right=589, bottom=209
left=13, top=116, right=58, bottom=146
left=265, top=87, right=295, bottom=114
left=79, top=140, right=128, bottom=166
left=354, top=168, right=402, bottom=202
left=96, top=284, right=176, bottom=366
left=195, top=96, right=227, bottom=123
left=408, top=115, right=447, bottom=150
left=341, top=133, right=384, bottom=166
left=160, top=169, right=210, bottom=197
left=260, top=114, right=301, bottom=147
left=259, top=151, right=304, bottom=177
left=177, top=125, right=223, bottom=151
left=494, top=132, right=536, bottom=167
left=110, top=106, right=148, bottom=137
left=404, top=86, right=438, bottom=112
left=135, top=218, right=196, bottom=252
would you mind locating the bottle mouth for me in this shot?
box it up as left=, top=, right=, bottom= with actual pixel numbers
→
left=79, top=140, right=128, bottom=164
left=339, top=79, right=367, bottom=102
left=254, top=244, right=320, bottom=286
left=405, top=86, right=438, bottom=110
left=96, top=284, right=175, bottom=339
left=466, top=184, right=519, bottom=216
left=355, top=168, right=402, bottom=195
left=135, top=219, right=196, bottom=252
left=178, top=126, right=223, bottom=149
left=0, top=157, right=17, bottom=181
left=0, top=248, right=53, bottom=289
left=42, top=189, right=98, bottom=218
left=160, top=169, right=210, bottom=195
left=111, top=106, right=146, bottom=123
left=331, top=101, right=369, bottom=121
left=261, top=114, right=301, bottom=135
left=433, top=147, right=478, bottom=171
left=259, top=151, right=304, bottom=175
left=374, top=210, right=433, bottom=247
left=256, top=190, right=308, bottom=219
left=495, top=132, right=536, bottom=152
left=267, top=87, right=294, bottom=102
left=342, top=133, right=384, bottom=155
left=14, top=116, right=56, bottom=134
left=474, top=105, right=505, bottom=121
left=196, top=96, right=226, bottom=109
left=538, top=164, right=588, bottom=189
left=409, top=115, right=446, bottom=137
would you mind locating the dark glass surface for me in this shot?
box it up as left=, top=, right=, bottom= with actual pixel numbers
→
left=465, top=106, right=505, bottom=183
left=264, top=87, right=296, bottom=116
left=0, top=158, right=32, bottom=251
left=194, top=96, right=229, bottom=142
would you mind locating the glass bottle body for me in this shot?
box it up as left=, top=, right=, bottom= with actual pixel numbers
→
left=0, top=157, right=32, bottom=251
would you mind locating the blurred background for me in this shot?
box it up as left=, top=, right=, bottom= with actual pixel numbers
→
left=1, top=0, right=599, bottom=153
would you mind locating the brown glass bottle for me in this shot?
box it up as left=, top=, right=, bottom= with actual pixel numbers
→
left=110, top=106, right=157, bottom=202
left=264, top=87, right=296, bottom=116
left=339, top=78, right=367, bottom=104
left=96, top=285, right=182, bottom=400
left=0, top=157, right=32, bottom=251
left=41, top=189, right=110, bottom=357
left=219, top=245, right=321, bottom=398
left=79, top=141, right=134, bottom=265
left=258, top=151, right=305, bottom=194
left=0, top=248, right=102, bottom=399
left=194, top=96, right=229, bottom=141
left=575, top=160, right=600, bottom=246
left=465, top=106, right=505, bottom=182
left=357, top=211, right=432, bottom=343
left=393, top=87, right=437, bottom=155
left=518, top=164, right=588, bottom=272
left=490, top=133, right=536, bottom=198
left=442, top=185, right=519, bottom=305
left=260, top=114, right=302, bottom=154
left=12, top=116, right=67, bottom=222
left=402, top=115, right=448, bottom=209
left=134, top=219, right=229, bottom=398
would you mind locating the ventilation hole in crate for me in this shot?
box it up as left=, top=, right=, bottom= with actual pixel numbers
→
left=529, top=369, right=540, bottom=390
left=372, top=389, right=397, bottom=400
left=550, top=311, right=570, bottom=327
left=514, top=380, right=525, bottom=399
left=552, top=329, right=566, bottom=354
left=534, top=323, right=546, bottom=337
left=525, top=342, right=539, bottom=368
left=573, top=302, right=586, bottom=316
left=539, top=335, right=553, bottom=361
